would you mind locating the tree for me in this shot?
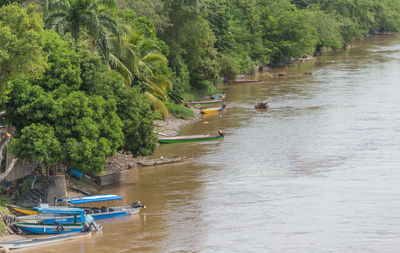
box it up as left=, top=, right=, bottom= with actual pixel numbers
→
left=9, top=123, right=61, bottom=168
left=116, top=87, right=157, bottom=156
left=161, top=0, right=220, bottom=92
left=0, top=0, right=20, bottom=7
left=108, top=26, right=172, bottom=117
left=0, top=4, right=46, bottom=108
left=118, top=0, right=170, bottom=33
left=45, top=0, right=119, bottom=62
left=260, top=0, right=317, bottom=63
left=4, top=31, right=126, bottom=174
left=77, top=40, right=158, bottom=157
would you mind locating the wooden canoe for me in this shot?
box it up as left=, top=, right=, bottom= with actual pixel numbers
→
left=210, top=92, right=226, bottom=100
left=233, top=80, right=262, bottom=83
left=138, top=157, right=185, bottom=166
left=158, top=132, right=224, bottom=144
left=187, top=99, right=224, bottom=106
left=201, top=104, right=226, bottom=114
left=6, top=204, right=38, bottom=215
left=0, top=231, right=91, bottom=250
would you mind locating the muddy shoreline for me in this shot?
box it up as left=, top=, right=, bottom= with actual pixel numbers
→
left=103, top=108, right=202, bottom=175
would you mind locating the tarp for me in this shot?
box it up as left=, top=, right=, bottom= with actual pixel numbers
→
left=33, top=207, right=84, bottom=215
left=58, top=194, right=123, bottom=204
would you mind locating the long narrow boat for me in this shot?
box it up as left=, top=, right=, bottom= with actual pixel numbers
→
left=6, top=204, right=38, bottom=215
left=17, top=203, right=144, bottom=224
left=158, top=130, right=224, bottom=144
left=138, top=157, right=185, bottom=166
left=201, top=104, right=226, bottom=114
left=233, top=79, right=262, bottom=83
left=11, top=194, right=145, bottom=222
left=187, top=99, right=224, bottom=106
left=210, top=92, right=226, bottom=100
left=14, top=207, right=88, bottom=234
left=0, top=231, right=91, bottom=250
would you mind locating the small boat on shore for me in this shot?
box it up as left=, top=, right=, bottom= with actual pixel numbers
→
left=7, top=204, right=38, bottom=215
left=210, top=92, right=226, bottom=100
left=187, top=99, right=224, bottom=106
left=201, top=104, right=226, bottom=114
left=158, top=130, right=224, bottom=144
left=0, top=231, right=91, bottom=250
left=138, top=157, right=185, bottom=166
left=233, top=79, right=262, bottom=84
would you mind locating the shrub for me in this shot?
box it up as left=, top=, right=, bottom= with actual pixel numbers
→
left=167, top=103, right=195, bottom=119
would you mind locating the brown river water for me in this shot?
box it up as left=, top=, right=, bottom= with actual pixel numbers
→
left=22, top=35, right=400, bottom=252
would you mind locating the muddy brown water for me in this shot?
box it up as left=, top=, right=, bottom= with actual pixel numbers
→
left=22, top=35, right=400, bottom=252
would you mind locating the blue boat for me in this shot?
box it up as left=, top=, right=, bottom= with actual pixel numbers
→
left=17, top=195, right=145, bottom=224
left=14, top=207, right=87, bottom=235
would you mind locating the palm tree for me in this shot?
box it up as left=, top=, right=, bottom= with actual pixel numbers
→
left=45, top=0, right=118, bottom=63
left=108, top=29, right=172, bottom=117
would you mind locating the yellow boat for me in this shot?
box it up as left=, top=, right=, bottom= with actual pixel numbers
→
left=201, top=104, right=226, bottom=114
left=6, top=204, right=39, bottom=215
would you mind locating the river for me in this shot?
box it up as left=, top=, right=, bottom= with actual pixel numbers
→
left=24, top=35, right=400, bottom=252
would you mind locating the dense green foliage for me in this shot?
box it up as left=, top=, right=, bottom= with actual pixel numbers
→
left=0, top=4, right=46, bottom=109
left=4, top=28, right=156, bottom=174
left=2, top=1, right=400, bottom=173
left=166, top=103, right=195, bottom=119
left=45, top=0, right=119, bottom=62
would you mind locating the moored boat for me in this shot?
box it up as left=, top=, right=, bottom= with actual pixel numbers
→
left=201, top=104, right=226, bottom=114
left=17, top=203, right=143, bottom=224
left=14, top=207, right=91, bottom=234
left=233, top=79, right=262, bottom=83
left=138, top=157, right=185, bottom=166
left=0, top=231, right=91, bottom=250
left=6, top=204, right=38, bottom=215
left=210, top=92, right=226, bottom=100
left=158, top=130, right=224, bottom=144
left=12, top=194, right=145, bottom=222
left=187, top=99, right=224, bottom=106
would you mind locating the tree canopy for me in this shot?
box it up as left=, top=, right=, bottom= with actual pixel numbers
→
left=0, top=4, right=46, bottom=109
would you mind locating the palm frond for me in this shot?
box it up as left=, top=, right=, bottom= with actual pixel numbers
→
left=47, top=0, right=71, bottom=13
left=141, top=54, right=168, bottom=65
left=94, top=0, right=116, bottom=9
left=145, top=92, right=168, bottom=119
left=109, top=53, right=134, bottom=85
left=139, top=40, right=161, bottom=55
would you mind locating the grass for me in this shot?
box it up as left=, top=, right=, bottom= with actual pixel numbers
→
left=167, top=103, right=195, bottom=119
left=0, top=194, right=12, bottom=233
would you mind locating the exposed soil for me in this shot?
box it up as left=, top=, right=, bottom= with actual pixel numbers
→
left=103, top=109, right=201, bottom=175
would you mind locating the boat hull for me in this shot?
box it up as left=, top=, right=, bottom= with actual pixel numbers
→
left=158, top=135, right=224, bottom=144
left=17, top=206, right=141, bottom=224
left=187, top=99, right=224, bottom=106
left=138, top=157, right=184, bottom=166
left=201, top=105, right=226, bottom=114
left=6, top=205, right=38, bottom=215
left=15, top=224, right=84, bottom=235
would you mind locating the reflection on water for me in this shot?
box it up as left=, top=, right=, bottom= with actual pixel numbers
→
left=23, top=35, right=400, bottom=252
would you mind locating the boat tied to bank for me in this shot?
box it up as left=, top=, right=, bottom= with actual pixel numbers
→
left=0, top=231, right=92, bottom=250
left=13, top=194, right=145, bottom=224
left=158, top=130, right=225, bottom=144
left=187, top=99, right=224, bottom=107
left=201, top=104, right=226, bottom=114
left=7, top=204, right=39, bottom=215
left=14, top=207, right=101, bottom=234
left=138, top=157, right=186, bottom=166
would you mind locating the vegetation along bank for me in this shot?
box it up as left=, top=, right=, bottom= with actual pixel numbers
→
left=1, top=0, right=400, bottom=178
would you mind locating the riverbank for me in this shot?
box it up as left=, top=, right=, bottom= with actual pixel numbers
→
left=101, top=109, right=202, bottom=175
